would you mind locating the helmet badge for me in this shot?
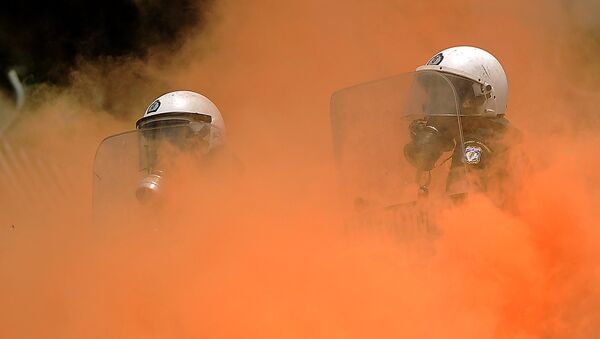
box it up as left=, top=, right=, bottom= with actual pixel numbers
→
left=147, top=100, right=161, bottom=114
left=427, top=53, right=444, bottom=66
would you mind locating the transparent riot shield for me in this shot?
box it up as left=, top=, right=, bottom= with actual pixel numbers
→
left=330, top=71, right=470, bottom=238
left=92, top=123, right=219, bottom=225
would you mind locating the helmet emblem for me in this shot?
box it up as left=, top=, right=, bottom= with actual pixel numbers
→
left=427, top=53, right=444, bottom=65
left=147, top=100, right=161, bottom=114
left=464, top=146, right=482, bottom=164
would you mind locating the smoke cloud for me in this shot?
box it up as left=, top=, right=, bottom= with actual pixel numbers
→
left=1, top=0, right=600, bottom=338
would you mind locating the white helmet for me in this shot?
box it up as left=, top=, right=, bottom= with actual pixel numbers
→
left=416, top=46, right=508, bottom=117
left=136, top=90, right=226, bottom=148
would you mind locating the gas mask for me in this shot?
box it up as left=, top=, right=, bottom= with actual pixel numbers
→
left=403, top=70, right=498, bottom=172
left=136, top=120, right=213, bottom=204
left=403, top=117, right=458, bottom=171
left=404, top=115, right=499, bottom=173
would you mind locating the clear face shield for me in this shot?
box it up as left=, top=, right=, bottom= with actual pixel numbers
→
left=92, top=118, right=219, bottom=223
left=405, top=71, right=497, bottom=194
left=136, top=120, right=213, bottom=201
left=410, top=71, right=495, bottom=116
left=139, top=119, right=213, bottom=171
left=404, top=72, right=465, bottom=172
left=330, top=71, right=471, bottom=235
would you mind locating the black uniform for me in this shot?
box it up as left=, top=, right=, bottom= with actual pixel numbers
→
left=404, top=115, right=523, bottom=208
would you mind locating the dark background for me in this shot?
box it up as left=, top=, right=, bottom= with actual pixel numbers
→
left=0, top=0, right=213, bottom=89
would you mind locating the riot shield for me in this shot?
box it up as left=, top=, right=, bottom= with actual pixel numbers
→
left=330, top=71, right=469, bottom=237
left=92, top=123, right=220, bottom=225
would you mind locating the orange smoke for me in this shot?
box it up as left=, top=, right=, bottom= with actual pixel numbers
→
left=2, top=0, right=600, bottom=338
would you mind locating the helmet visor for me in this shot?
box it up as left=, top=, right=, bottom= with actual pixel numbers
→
left=93, top=124, right=220, bottom=220
left=443, top=73, right=489, bottom=116
left=139, top=122, right=213, bottom=171
left=331, top=71, right=468, bottom=210
left=405, top=71, right=459, bottom=117
left=408, top=71, right=489, bottom=116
